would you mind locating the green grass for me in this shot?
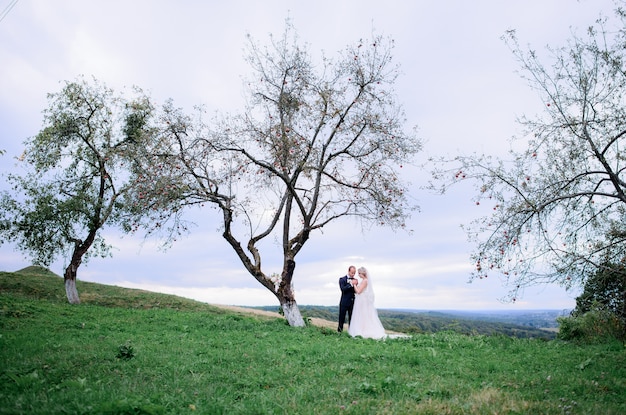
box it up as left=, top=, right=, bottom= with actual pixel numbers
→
left=1, top=267, right=625, bottom=414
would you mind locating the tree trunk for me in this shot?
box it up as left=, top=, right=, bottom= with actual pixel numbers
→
left=276, top=258, right=305, bottom=327
left=63, top=230, right=97, bottom=304
left=64, top=263, right=81, bottom=304
left=280, top=298, right=305, bottom=327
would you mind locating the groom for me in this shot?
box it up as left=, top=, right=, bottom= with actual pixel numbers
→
left=337, top=265, right=357, bottom=332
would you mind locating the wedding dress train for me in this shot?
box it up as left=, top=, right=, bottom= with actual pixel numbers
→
left=348, top=276, right=386, bottom=339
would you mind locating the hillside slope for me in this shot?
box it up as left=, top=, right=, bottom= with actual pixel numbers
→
left=1, top=266, right=558, bottom=338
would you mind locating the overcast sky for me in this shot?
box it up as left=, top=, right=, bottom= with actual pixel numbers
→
left=0, top=0, right=617, bottom=310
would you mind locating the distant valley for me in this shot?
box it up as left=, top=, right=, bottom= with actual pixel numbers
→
left=253, top=306, right=569, bottom=339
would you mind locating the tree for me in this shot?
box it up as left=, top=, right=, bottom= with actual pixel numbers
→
left=430, top=3, right=626, bottom=302
left=574, top=259, right=626, bottom=325
left=0, top=77, right=153, bottom=303
left=558, top=260, right=626, bottom=341
left=131, top=23, right=422, bottom=326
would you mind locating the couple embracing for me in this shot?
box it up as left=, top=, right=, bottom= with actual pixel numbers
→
left=337, top=265, right=386, bottom=339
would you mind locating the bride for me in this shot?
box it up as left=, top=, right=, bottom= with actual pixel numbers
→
left=348, top=267, right=387, bottom=339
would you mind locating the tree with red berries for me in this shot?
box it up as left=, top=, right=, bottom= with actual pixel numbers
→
left=131, top=22, right=422, bottom=326
left=0, top=77, right=155, bottom=304
left=431, top=4, right=626, bottom=302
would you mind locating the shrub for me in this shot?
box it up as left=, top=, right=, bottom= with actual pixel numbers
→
left=116, top=341, right=135, bottom=360
left=557, top=304, right=625, bottom=342
left=574, top=260, right=626, bottom=329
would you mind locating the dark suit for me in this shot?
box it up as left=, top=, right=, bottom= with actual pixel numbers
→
left=337, top=275, right=356, bottom=332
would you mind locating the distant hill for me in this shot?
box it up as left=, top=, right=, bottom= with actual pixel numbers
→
left=409, top=309, right=569, bottom=329
left=254, top=305, right=560, bottom=340
left=16, top=265, right=62, bottom=278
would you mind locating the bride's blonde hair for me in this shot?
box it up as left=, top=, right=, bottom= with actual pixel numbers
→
left=357, top=267, right=368, bottom=278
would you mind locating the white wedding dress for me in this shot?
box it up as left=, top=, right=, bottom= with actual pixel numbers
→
left=348, top=277, right=387, bottom=339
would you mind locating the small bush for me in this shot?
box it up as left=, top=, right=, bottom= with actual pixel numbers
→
left=116, top=342, right=135, bottom=360
left=557, top=306, right=625, bottom=342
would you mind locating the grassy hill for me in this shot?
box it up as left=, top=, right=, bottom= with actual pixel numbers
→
left=1, top=265, right=233, bottom=312
left=4, top=266, right=555, bottom=338
left=1, top=267, right=625, bottom=414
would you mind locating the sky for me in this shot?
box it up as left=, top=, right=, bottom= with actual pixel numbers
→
left=0, top=0, right=618, bottom=311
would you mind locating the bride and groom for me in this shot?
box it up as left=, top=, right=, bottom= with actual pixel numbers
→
left=337, top=265, right=386, bottom=339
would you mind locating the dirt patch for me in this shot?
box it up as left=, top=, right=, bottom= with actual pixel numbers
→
left=212, top=304, right=283, bottom=319
left=210, top=304, right=406, bottom=336
left=210, top=304, right=337, bottom=329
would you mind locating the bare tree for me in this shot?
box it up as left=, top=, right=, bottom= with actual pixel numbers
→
left=0, top=77, right=154, bottom=303
left=430, top=3, right=626, bottom=302
left=132, top=23, right=422, bottom=326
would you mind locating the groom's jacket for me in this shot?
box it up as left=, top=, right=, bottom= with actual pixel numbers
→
left=339, top=275, right=356, bottom=305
